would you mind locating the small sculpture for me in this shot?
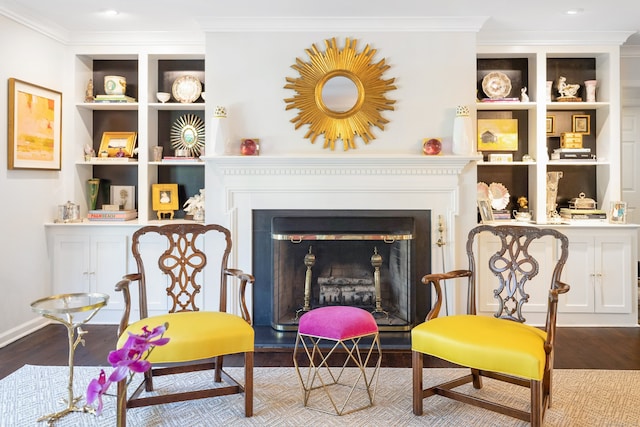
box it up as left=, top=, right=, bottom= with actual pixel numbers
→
left=557, top=76, right=580, bottom=99
left=520, top=87, right=529, bottom=102
left=85, top=79, right=94, bottom=102
left=517, top=196, right=529, bottom=211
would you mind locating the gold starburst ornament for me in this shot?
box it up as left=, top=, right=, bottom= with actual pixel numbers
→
left=284, top=38, right=396, bottom=151
left=170, top=114, right=205, bottom=157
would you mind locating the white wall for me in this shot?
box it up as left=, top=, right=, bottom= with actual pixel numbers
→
left=0, top=15, right=68, bottom=345
left=205, top=31, right=477, bottom=155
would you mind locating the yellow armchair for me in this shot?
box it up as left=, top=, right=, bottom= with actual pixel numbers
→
left=412, top=224, right=570, bottom=426
left=115, top=223, right=255, bottom=426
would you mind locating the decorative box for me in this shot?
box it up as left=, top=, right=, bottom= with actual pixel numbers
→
left=560, top=132, right=583, bottom=149
left=488, top=153, right=513, bottom=162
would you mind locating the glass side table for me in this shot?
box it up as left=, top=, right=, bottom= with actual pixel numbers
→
left=31, top=292, right=109, bottom=425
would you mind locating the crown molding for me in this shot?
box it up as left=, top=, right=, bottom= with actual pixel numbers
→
left=65, top=31, right=205, bottom=47
left=196, top=16, right=488, bottom=32
left=0, top=5, right=69, bottom=43
left=478, top=30, right=635, bottom=46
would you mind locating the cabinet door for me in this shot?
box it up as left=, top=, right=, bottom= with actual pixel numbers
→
left=52, top=234, right=91, bottom=295
left=558, top=235, right=595, bottom=312
left=90, top=235, right=129, bottom=312
left=595, top=235, right=632, bottom=313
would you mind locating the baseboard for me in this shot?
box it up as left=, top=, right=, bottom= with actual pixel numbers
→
left=0, top=318, right=50, bottom=349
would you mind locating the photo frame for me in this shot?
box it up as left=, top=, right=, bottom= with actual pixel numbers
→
left=477, top=118, right=518, bottom=151
left=572, top=115, right=591, bottom=135
left=609, top=201, right=627, bottom=224
left=110, top=185, right=136, bottom=210
left=98, top=131, right=137, bottom=157
left=546, top=115, right=555, bottom=134
left=7, top=78, right=62, bottom=170
left=477, top=199, right=494, bottom=223
left=152, top=183, right=179, bottom=212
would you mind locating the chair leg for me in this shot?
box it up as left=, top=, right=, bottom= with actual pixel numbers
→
left=531, top=379, right=542, bottom=427
left=116, top=378, right=127, bottom=427
left=215, top=355, right=223, bottom=382
left=471, top=368, right=483, bottom=389
left=412, top=351, right=423, bottom=415
left=245, top=351, right=254, bottom=417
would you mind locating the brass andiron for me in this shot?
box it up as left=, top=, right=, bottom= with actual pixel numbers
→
left=371, top=247, right=390, bottom=321
left=296, top=246, right=315, bottom=318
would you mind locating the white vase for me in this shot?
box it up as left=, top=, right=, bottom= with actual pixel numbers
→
left=546, top=81, right=553, bottom=102
left=211, top=106, right=233, bottom=155
left=584, top=80, right=597, bottom=102
left=452, top=105, right=475, bottom=155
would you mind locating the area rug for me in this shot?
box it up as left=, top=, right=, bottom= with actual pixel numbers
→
left=1, top=365, right=638, bottom=426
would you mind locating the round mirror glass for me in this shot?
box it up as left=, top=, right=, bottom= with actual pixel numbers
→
left=321, top=76, right=359, bottom=113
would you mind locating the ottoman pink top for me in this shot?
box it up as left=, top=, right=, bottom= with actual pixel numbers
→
left=298, top=306, right=379, bottom=340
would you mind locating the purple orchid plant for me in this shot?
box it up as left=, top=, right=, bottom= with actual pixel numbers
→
left=86, top=323, right=170, bottom=415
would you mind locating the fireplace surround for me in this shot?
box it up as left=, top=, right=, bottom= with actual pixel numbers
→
left=204, top=154, right=478, bottom=335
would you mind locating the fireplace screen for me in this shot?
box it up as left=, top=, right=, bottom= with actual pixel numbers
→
left=270, top=215, right=417, bottom=331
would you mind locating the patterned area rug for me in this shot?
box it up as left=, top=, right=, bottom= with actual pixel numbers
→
left=1, top=365, right=638, bottom=426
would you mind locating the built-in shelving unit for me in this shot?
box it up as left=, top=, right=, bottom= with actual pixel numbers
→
left=71, top=52, right=205, bottom=223
left=476, top=46, right=620, bottom=224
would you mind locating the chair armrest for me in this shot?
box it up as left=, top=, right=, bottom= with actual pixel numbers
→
left=544, top=280, right=571, bottom=353
left=224, top=268, right=256, bottom=324
left=114, top=273, right=142, bottom=337
left=422, top=269, right=473, bottom=320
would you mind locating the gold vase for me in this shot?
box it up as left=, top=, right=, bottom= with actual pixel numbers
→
left=88, top=178, right=100, bottom=210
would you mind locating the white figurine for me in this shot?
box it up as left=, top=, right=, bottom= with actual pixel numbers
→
left=557, top=76, right=580, bottom=98
left=520, top=87, right=529, bottom=102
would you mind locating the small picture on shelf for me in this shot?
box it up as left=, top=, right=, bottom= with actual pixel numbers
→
left=572, top=115, right=590, bottom=135
left=98, top=132, right=137, bottom=157
left=546, top=116, right=555, bottom=134
left=110, top=185, right=135, bottom=210
left=152, top=183, right=179, bottom=219
left=477, top=119, right=518, bottom=151
left=477, top=199, right=494, bottom=223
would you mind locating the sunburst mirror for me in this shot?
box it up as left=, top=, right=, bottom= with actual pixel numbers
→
left=170, top=114, right=205, bottom=156
left=284, top=38, right=397, bottom=151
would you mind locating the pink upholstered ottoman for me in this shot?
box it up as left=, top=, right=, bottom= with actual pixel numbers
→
left=293, top=306, right=382, bottom=415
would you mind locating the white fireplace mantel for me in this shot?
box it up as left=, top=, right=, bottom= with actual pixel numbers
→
left=204, top=154, right=479, bottom=315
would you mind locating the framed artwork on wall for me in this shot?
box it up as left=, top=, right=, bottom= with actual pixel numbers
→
left=546, top=115, right=555, bottom=134
left=477, top=118, right=518, bottom=151
left=7, top=78, right=62, bottom=170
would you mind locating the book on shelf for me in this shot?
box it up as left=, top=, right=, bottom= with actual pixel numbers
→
left=559, top=208, right=607, bottom=220
left=492, top=209, right=512, bottom=220
left=161, top=157, right=201, bottom=162
left=479, top=97, right=520, bottom=103
left=554, top=147, right=591, bottom=153
left=551, top=151, right=594, bottom=160
left=87, top=209, right=138, bottom=221
left=93, top=94, right=136, bottom=103
left=89, top=157, right=137, bottom=163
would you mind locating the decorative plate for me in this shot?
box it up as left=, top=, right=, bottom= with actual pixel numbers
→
left=482, top=71, right=512, bottom=99
left=477, top=182, right=489, bottom=201
left=488, top=182, right=510, bottom=210
left=172, top=75, right=202, bottom=103
left=170, top=114, right=205, bottom=156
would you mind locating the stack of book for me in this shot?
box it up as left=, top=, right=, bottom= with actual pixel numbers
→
left=87, top=209, right=138, bottom=221
left=551, top=148, right=594, bottom=160
left=93, top=94, right=136, bottom=103
left=492, top=209, right=512, bottom=220
left=559, top=208, right=607, bottom=220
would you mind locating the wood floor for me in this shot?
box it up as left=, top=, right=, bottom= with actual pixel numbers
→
left=1, top=324, right=638, bottom=380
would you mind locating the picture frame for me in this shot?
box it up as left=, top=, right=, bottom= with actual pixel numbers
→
left=98, top=131, right=137, bottom=157
left=477, top=118, right=518, bottom=151
left=152, top=183, right=179, bottom=212
left=546, top=115, right=555, bottom=134
left=110, top=185, right=136, bottom=210
left=609, top=201, right=627, bottom=224
left=477, top=199, right=494, bottom=223
left=7, top=78, right=62, bottom=170
left=572, top=114, right=591, bottom=135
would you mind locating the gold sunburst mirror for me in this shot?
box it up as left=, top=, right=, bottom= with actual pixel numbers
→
left=170, top=113, right=205, bottom=156
left=284, top=38, right=397, bottom=151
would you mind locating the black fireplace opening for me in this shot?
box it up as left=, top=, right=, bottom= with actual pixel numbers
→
left=252, top=210, right=431, bottom=331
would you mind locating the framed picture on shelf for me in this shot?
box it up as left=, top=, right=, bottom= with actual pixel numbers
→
left=609, top=201, right=627, bottom=224
left=98, top=131, right=137, bottom=157
left=7, top=78, right=62, bottom=170
left=152, top=183, right=179, bottom=212
left=546, top=116, right=555, bottom=134
left=477, top=118, right=518, bottom=151
left=110, top=185, right=135, bottom=210
left=477, top=199, right=494, bottom=223
left=572, top=115, right=590, bottom=135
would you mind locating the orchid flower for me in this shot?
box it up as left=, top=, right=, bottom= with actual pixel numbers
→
left=86, top=323, right=169, bottom=415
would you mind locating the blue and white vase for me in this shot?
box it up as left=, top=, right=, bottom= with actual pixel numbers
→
left=452, top=105, right=475, bottom=155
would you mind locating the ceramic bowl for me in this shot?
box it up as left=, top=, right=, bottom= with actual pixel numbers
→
left=156, top=92, right=171, bottom=103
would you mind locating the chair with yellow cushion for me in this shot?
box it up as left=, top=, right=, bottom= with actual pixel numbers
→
left=412, top=224, right=570, bottom=427
left=114, top=223, right=255, bottom=426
